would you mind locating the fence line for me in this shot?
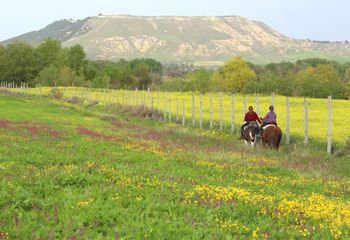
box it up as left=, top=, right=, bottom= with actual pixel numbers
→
left=0, top=83, right=338, bottom=154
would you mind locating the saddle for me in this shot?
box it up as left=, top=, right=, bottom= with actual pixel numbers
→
left=262, top=123, right=277, bottom=130
left=243, top=121, right=259, bottom=130
left=248, top=121, right=259, bottom=127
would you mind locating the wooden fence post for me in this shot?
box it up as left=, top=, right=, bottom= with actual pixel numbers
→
left=200, top=95, right=203, bottom=129
left=243, top=96, right=246, bottom=119
left=163, top=93, right=166, bottom=121
left=209, top=95, right=213, bottom=129
left=136, top=88, right=138, bottom=105
left=327, top=96, right=332, bottom=154
left=231, top=94, right=235, bottom=133
left=151, top=96, right=154, bottom=118
left=286, top=97, right=290, bottom=145
left=192, top=93, right=195, bottom=127
left=176, top=98, right=179, bottom=123
left=304, top=98, right=308, bottom=146
left=255, top=94, right=260, bottom=116
left=182, top=98, right=185, bottom=126
left=219, top=92, right=223, bottom=131
left=157, top=93, right=160, bottom=115
left=168, top=95, right=172, bottom=122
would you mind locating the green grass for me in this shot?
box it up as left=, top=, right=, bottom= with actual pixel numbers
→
left=0, top=94, right=350, bottom=239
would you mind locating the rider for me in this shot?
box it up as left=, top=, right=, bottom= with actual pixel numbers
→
left=240, top=106, right=262, bottom=138
left=260, top=105, right=277, bottom=133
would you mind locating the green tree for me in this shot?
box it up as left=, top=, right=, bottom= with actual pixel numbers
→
left=59, top=66, right=84, bottom=86
left=34, top=65, right=60, bottom=86
left=222, top=56, right=257, bottom=92
left=93, top=72, right=111, bottom=88
left=185, top=69, right=211, bottom=92
left=343, top=68, right=350, bottom=99
left=0, top=44, right=5, bottom=81
left=0, top=42, right=37, bottom=84
left=35, top=38, right=62, bottom=71
left=134, top=63, right=151, bottom=89
left=295, top=64, right=344, bottom=98
left=129, top=58, right=162, bottom=75
left=209, top=71, right=224, bottom=92
left=34, top=65, right=83, bottom=86
left=67, top=44, right=86, bottom=74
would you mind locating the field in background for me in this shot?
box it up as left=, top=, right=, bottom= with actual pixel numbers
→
left=9, top=87, right=350, bottom=150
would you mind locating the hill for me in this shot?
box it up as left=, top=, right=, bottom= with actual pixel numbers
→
left=4, top=15, right=350, bottom=64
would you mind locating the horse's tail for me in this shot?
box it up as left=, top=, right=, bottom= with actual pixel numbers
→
left=276, top=129, right=282, bottom=150
left=270, top=127, right=282, bottom=150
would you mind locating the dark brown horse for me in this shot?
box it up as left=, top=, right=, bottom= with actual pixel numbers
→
left=261, top=124, right=282, bottom=150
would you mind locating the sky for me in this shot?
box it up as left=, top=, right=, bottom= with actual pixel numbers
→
left=0, top=0, right=348, bottom=41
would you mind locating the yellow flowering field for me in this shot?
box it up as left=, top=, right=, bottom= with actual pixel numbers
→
left=1, top=90, right=349, bottom=239
left=10, top=87, right=350, bottom=147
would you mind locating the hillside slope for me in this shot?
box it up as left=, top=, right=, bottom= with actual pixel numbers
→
left=4, top=15, right=350, bottom=64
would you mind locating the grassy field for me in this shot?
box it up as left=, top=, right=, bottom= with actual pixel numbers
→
left=0, top=93, right=350, bottom=239
left=10, top=87, right=350, bottom=149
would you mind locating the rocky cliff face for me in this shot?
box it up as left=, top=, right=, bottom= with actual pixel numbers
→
left=4, top=15, right=350, bottom=64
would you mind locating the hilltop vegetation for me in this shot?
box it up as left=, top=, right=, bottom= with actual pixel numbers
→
left=1, top=39, right=350, bottom=98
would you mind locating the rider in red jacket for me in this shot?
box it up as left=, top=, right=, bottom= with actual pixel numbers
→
left=240, top=106, right=262, bottom=138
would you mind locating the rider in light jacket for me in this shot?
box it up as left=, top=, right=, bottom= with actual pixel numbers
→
left=260, top=105, right=277, bottom=132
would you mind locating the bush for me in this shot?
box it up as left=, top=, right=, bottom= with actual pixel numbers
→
left=51, top=88, right=63, bottom=99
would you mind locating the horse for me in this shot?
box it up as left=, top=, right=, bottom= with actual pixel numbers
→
left=261, top=124, right=282, bottom=150
left=242, top=121, right=261, bottom=147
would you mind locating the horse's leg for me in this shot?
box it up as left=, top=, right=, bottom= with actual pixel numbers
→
left=268, top=140, right=273, bottom=149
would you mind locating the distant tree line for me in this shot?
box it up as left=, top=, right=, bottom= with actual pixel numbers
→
left=0, top=39, right=162, bottom=89
left=161, top=57, right=350, bottom=99
left=0, top=39, right=349, bottom=99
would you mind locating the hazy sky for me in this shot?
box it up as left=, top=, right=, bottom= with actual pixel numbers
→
left=0, top=0, right=348, bottom=41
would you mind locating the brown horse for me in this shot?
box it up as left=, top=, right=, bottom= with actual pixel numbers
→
left=261, top=124, right=282, bottom=150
